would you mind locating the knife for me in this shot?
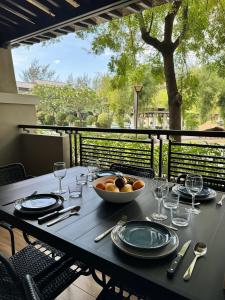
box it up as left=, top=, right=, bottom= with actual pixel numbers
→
left=167, top=240, right=191, bottom=278
left=38, top=205, right=80, bottom=224
left=2, top=191, right=38, bottom=207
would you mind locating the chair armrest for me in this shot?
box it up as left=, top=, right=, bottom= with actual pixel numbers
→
left=23, top=274, right=42, bottom=300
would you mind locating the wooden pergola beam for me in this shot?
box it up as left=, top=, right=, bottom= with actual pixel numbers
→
left=0, top=0, right=170, bottom=47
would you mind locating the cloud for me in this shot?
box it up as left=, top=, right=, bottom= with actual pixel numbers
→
left=53, top=59, right=61, bottom=64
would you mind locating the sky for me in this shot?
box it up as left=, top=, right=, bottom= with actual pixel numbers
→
left=12, top=33, right=110, bottom=82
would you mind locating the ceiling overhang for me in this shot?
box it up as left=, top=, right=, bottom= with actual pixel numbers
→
left=0, top=0, right=170, bottom=48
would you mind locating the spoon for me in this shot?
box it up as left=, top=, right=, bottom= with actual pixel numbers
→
left=47, top=207, right=80, bottom=227
left=183, top=242, right=207, bottom=281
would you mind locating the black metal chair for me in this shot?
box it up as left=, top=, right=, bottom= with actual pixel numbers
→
left=110, top=163, right=154, bottom=178
left=0, top=240, right=90, bottom=300
left=177, top=174, right=225, bottom=191
left=0, top=163, right=33, bottom=255
left=0, top=162, right=90, bottom=295
left=0, top=163, right=33, bottom=186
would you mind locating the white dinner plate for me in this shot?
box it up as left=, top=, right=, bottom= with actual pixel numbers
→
left=111, top=222, right=179, bottom=259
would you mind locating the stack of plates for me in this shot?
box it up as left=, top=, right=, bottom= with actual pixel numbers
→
left=14, top=194, right=63, bottom=216
left=172, top=185, right=217, bottom=202
left=111, top=221, right=179, bottom=259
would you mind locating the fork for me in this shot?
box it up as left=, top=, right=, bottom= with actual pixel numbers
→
left=216, top=194, right=225, bottom=206
left=94, top=215, right=127, bottom=242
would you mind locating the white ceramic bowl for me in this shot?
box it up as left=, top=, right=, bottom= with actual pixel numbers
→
left=92, top=176, right=145, bottom=204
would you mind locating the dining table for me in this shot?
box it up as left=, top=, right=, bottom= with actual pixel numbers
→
left=0, top=166, right=225, bottom=300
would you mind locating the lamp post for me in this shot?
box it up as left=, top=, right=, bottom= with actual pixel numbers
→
left=133, top=84, right=143, bottom=129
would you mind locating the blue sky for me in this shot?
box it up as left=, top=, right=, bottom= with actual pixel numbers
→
left=12, top=33, right=110, bottom=82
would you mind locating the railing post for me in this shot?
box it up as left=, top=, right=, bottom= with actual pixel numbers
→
left=66, top=130, right=73, bottom=167
left=74, top=131, right=78, bottom=166
left=69, top=132, right=73, bottom=167
left=79, top=133, right=83, bottom=166
left=167, top=138, right=172, bottom=181
left=149, top=134, right=154, bottom=170
left=158, top=134, right=163, bottom=177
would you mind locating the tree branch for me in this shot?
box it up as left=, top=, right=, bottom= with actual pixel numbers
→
left=138, top=12, right=163, bottom=52
left=173, top=1, right=189, bottom=49
left=164, top=0, right=182, bottom=43
left=147, top=12, right=154, bottom=34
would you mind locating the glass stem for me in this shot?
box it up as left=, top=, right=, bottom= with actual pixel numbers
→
left=192, top=194, right=195, bottom=211
left=59, top=178, right=62, bottom=193
left=158, top=200, right=161, bottom=216
left=170, top=208, right=172, bottom=226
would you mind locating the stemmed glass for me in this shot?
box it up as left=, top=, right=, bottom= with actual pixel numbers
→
left=53, top=162, right=67, bottom=194
left=185, top=174, right=203, bottom=214
left=151, top=177, right=168, bottom=221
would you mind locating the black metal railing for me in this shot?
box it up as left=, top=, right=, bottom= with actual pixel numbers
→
left=18, top=125, right=225, bottom=186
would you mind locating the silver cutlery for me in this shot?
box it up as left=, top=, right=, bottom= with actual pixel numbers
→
left=38, top=205, right=80, bottom=224
left=47, top=206, right=80, bottom=227
left=94, top=215, right=127, bottom=242
left=216, top=194, right=225, bottom=206
left=145, top=216, right=178, bottom=231
left=2, top=190, right=38, bottom=206
left=183, top=242, right=207, bottom=281
left=167, top=240, right=191, bottom=277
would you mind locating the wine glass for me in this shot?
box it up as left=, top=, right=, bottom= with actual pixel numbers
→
left=53, top=162, right=67, bottom=194
left=151, top=177, right=168, bottom=221
left=185, top=174, right=203, bottom=214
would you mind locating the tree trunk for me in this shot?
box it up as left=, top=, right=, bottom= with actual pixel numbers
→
left=163, top=52, right=182, bottom=131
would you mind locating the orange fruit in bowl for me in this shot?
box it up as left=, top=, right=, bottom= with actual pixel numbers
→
left=105, top=183, right=119, bottom=192
left=96, top=182, right=106, bottom=190
left=133, top=180, right=145, bottom=190
left=104, top=178, right=115, bottom=184
left=120, top=184, right=133, bottom=192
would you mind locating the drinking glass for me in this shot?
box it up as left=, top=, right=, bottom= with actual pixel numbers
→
left=76, top=174, right=87, bottom=185
left=163, top=193, right=179, bottom=226
left=68, top=182, right=82, bottom=198
left=151, top=177, right=168, bottom=221
left=172, top=205, right=191, bottom=227
left=87, top=159, right=100, bottom=187
left=185, top=174, right=203, bottom=214
left=53, top=162, right=67, bottom=194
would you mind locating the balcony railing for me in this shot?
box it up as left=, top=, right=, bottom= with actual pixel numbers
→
left=18, top=125, right=225, bottom=189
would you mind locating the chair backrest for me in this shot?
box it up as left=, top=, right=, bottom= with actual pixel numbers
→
left=0, top=163, right=28, bottom=186
left=110, top=163, right=154, bottom=178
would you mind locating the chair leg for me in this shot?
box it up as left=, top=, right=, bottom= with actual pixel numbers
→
left=9, top=228, right=15, bottom=255
left=0, top=223, right=15, bottom=255
left=23, top=231, right=32, bottom=244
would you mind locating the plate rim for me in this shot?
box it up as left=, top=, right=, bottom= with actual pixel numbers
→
left=172, top=185, right=216, bottom=201
left=14, top=194, right=63, bottom=215
left=21, top=194, right=57, bottom=210
left=111, top=223, right=179, bottom=260
left=177, top=185, right=210, bottom=197
left=118, top=220, right=171, bottom=250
